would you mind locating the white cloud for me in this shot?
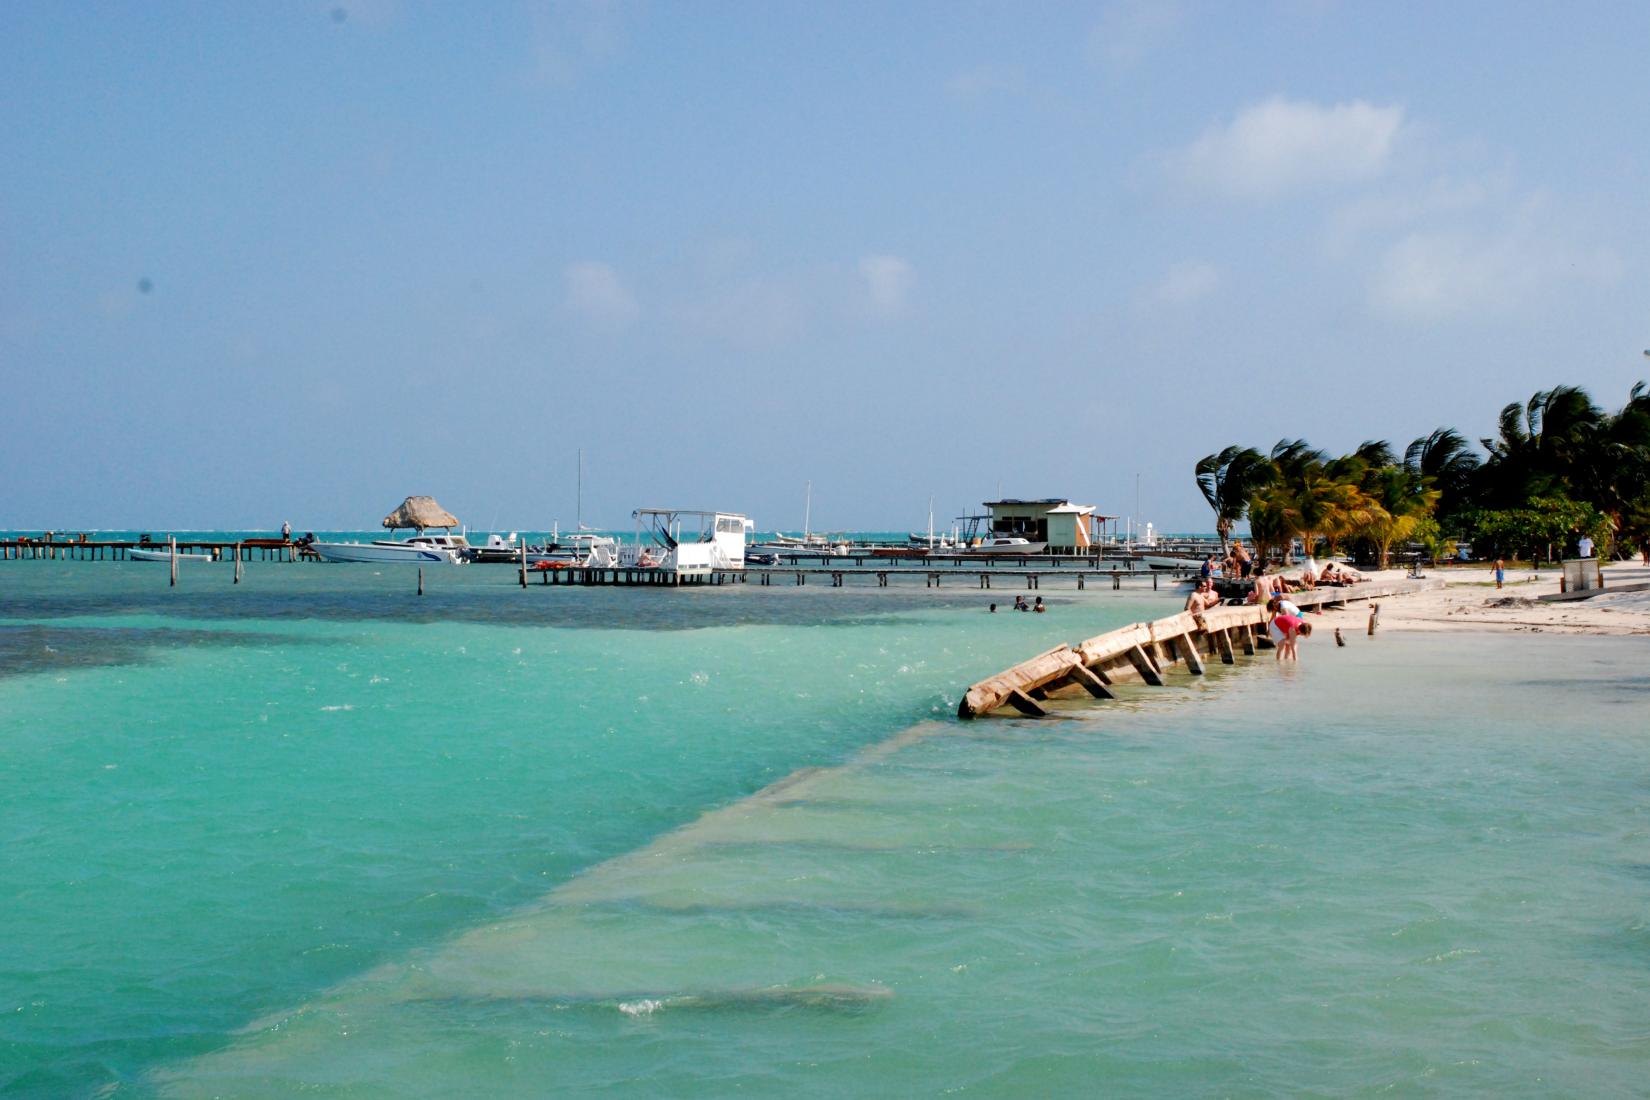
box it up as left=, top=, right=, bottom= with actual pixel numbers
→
left=563, top=261, right=639, bottom=327
left=1368, top=222, right=1621, bottom=322
left=1168, top=96, right=1404, bottom=200
left=859, top=255, right=914, bottom=316
left=1088, top=0, right=1183, bottom=70
left=1145, top=260, right=1219, bottom=306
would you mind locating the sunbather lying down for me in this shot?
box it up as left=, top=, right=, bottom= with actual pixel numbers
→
left=1316, top=561, right=1365, bottom=585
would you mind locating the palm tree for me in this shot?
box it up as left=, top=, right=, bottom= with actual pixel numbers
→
left=1359, top=466, right=1441, bottom=568
left=1404, top=428, right=1480, bottom=521
left=1195, top=446, right=1273, bottom=552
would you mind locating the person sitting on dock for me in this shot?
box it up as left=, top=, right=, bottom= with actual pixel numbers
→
left=637, top=549, right=658, bottom=568
left=1247, top=568, right=1287, bottom=604
left=1185, top=578, right=1222, bottom=614
left=1200, top=555, right=1216, bottom=580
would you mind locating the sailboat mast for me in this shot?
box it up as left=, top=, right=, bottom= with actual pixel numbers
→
left=577, top=449, right=583, bottom=531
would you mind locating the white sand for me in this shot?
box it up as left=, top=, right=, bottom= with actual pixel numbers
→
left=1304, top=562, right=1650, bottom=637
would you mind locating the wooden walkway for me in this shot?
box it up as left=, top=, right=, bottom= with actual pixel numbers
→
left=521, top=565, right=1194, bottom=589
left=958, top=579, right=1437, bottom=719
left=0, top=538, right=298, bottom=562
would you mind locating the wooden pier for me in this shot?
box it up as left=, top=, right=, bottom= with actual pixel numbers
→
left=958, top=579, right=1437, bottom=719
left=0, top=538, right=298, bottom=562
left=521, top=565, right=1195, bottom=589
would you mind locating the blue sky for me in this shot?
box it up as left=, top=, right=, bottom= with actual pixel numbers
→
left=3, top=1, right=1647, bottom=532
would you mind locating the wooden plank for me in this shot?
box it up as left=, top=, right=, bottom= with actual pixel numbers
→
left=1006, top=689, right=1047, bottom=717
left=959, top=645, right=1081, bottom=718
left=1074, top=622, right=1155, bottom=666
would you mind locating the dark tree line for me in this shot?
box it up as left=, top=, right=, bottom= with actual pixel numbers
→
left=1197, top=383, right=1650, bottom=565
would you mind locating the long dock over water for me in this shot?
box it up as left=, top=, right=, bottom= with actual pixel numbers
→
left=958, top=579, right=1438, bottom=719
left=522, top=564, right=1195, bottom=589
left=0, top=538, right=299, bottom=562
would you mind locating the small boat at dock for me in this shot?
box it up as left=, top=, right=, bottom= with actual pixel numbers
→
left=129, top=547, right=216, bottom=563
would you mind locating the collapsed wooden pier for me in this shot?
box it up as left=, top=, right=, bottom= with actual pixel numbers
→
left=958, top=580, right=1435, bottom=719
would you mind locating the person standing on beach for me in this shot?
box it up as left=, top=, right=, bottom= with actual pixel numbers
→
left=1494, top=558, right=1505, bottom=589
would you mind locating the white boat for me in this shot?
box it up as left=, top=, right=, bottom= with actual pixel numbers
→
left=309, top=533, right=470, bottom=565
left=1138, top=553, right=1204, bottom=571
left=617, top=509, right=748, bottom=575
left=129, top=547, right=215, bottom=562
left=934, top=537, right=1048, bottom=556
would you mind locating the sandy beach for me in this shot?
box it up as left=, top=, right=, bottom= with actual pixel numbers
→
left=1303, top=562, right=1650, bottom=637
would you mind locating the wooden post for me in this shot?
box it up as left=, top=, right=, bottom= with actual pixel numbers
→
left=1005, top=689, right=1047, bottom=717
left=519, top=541, right=528, bottom=588
left=1176, top=634, right=1206, bottom=675
left=418, top=567, right=424, bottom=596
left=234, top=542, right=243, bottom=584
left=1368, top=603, right=1379, bottom=636
left=1212, top=628, right=1235, bottom=664
left=169, top=536, right=177, bottom=587
left=1125, top=645, right=1164, bottom=686
left=1065, top=663, right=1116, bottom=700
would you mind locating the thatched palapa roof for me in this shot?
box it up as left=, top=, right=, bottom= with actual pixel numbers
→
left=383, top=495, right=459, bottom=531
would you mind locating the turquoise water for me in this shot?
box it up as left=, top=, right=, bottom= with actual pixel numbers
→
left=3, top=560, right=1648, bottom=1096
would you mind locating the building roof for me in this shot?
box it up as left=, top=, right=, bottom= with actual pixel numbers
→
left=984, top=498, right=1102, bottom=515
left=982, top=498, right=1073, bottom=507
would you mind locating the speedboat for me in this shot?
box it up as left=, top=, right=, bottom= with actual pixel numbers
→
left=309, top=533, right=470, bottom=564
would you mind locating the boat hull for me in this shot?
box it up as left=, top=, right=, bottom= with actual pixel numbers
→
left=310, top=542, right=463, bottom=564
left=129, top=548, right=215, bottom=562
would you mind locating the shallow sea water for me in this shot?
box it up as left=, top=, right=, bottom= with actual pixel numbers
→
left=2, top=560, right=1648, bottom=1097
